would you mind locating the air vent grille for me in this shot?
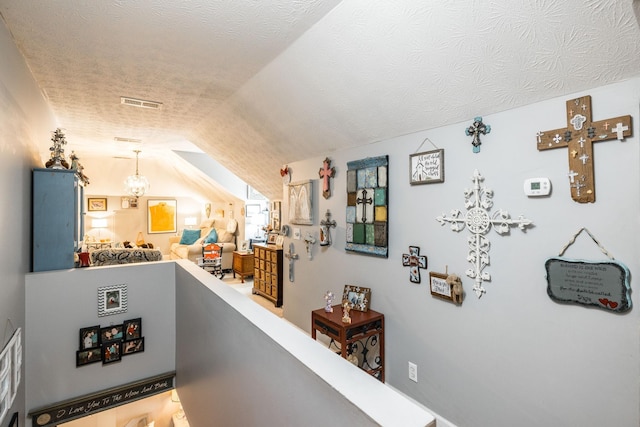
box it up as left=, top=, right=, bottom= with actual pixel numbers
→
left=120, top=97, right=162, bottom=110
left=114, top=137, right=142, bottom=143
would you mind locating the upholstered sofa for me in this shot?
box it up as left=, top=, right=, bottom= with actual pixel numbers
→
left=169, top=218, right=237, bottom=270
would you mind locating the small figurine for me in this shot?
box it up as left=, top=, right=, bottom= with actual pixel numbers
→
left=324, top=291, right=334, bottom=312
left=446, top=274, right=464, bottom=304
left=341, top=300, right=351, bottom=324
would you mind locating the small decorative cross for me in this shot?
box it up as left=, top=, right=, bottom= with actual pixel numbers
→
left=356, top=189, right=373, bottom=223
left=537, top=95, right=632, bottom=203
left=318, top=157, right=336, bottom=199
left=465, top=116, right=491, bottom=153
left=402, top=246, right=427, bottom=284
left=284, top=243, right=299, bottom=282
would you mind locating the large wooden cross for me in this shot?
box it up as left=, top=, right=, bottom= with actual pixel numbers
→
left=537, top=95, right=632, bottom=203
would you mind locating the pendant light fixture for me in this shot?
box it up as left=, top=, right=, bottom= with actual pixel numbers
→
left=124, top=150, right=150, bottom=198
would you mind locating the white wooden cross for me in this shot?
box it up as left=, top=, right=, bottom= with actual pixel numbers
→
left=436, top=170, right=533, bottom=298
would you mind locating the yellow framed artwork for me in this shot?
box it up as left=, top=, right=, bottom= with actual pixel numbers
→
left=147, top=199, right=177, bottom=234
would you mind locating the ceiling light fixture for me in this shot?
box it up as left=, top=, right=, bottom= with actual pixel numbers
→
left=124, top=150, right=150, bottom=198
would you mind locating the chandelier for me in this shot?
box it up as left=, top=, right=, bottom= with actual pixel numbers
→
left=124, top=150, right=150, bottom=198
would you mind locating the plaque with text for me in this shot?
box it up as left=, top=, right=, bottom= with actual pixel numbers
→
left=545, top=258, right=631, bottom=313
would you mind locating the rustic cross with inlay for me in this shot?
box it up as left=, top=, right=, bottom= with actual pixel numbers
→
left=356, top=189, right=373, bottom=223
left=318, top=157, right=335, bottom=199
left=537, top=95, right=632, bottom=203
left=402, top=246, right=427, bottom=284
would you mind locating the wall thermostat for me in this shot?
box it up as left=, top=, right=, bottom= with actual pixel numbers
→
left=523, top=177, right=551, bottom=196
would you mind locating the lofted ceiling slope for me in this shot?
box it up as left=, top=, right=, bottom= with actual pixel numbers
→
left=1, top=0, right=639, bottom=200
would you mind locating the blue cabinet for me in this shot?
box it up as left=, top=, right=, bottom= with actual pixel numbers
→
left=32, top=168, right=84, bottom=271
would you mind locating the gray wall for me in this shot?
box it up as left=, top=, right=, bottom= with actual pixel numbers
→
left=0, top=17, right=56, bottom=424
left=25, top=262, right=176, bottom=411
left=281, top=78, right=640, bottom=427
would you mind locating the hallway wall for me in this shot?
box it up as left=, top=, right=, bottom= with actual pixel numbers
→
left=281, top=78, right=640, bottom=427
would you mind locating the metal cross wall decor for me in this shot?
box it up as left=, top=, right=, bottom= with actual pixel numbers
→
left=402, top=246, right=427, bottom=284
left=284, top=243, right=299, bottom=282
left=465, top=117, right=491, bottom=153
left=436, top=169, right=533, bottom=298
left=318, top=157, right=336, bottom=199
left=537, top=95, right=632, bottom=203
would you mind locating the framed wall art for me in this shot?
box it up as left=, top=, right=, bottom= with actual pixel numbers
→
left=410, top=149, right=444, bottom=185
left=124, top=318, right=142, bottom=340
left=288, top=180, right=313, bottom=225
left=345, top=155, right=388, bottom=257
left=147, top=199, right=177, bottom=234
left=123, top=338, right=145, bottom=355
left=97, top=284, right=128, bottom=317
left=88, top=197, right=107, bottom=211
left=76, top=348, right=101, bottom=367
left=102, top=341, right=121, bottom=364
left=79, top=325, right=100, bottom=350
left=121, top=196, right=138, bottom=209
left=342, top=285, right=371, bottom=312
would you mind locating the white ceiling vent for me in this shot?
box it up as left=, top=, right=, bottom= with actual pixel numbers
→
left=114, top=137, right=142, bottom=143
left=120, top=96, right=163, bottom=110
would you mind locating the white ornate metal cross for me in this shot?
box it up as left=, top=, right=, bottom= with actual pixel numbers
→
left=436, top=169, right=533, bottom=298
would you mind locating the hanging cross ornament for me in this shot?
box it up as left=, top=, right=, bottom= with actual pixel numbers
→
left=436, top=169, right=533, bottom=298
left=284, top=242, right=299, bottom=282
left=465, top=116, right=491, bottom=153
left=319, top=210, right=337, bottom=246
left=402, top=246, right=427, bottom=284
left=537, top=95, right=632, bottom=203
left=318, top=157, right=336, bottom=199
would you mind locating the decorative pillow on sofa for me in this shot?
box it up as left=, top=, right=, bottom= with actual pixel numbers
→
left=217, top=229, right=235, bottom=243
left=204, top=228, right=218, bottom=244
left=179, top=229, right=201, bottom=245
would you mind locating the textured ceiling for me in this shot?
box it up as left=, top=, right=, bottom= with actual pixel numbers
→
left=1, top=0, right=639, bottom=200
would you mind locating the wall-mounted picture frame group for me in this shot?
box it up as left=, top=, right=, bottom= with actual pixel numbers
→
left=147, top=199, right=177, bottom=234
left=97, top=284, right=128, bottom=317
left=77, top=317, right=144, bottom=367
left=342, top=285, right=371, bottom=312
left=121, top=196, right=138, bottom=209
left=409, top=148, right=444, bottom=185
left=87, top=197, right=107, bottom=211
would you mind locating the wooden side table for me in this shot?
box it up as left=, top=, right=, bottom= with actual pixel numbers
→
left=311, top=306, right=385, bottom=382
left=233, top=251, right=254, bottom=283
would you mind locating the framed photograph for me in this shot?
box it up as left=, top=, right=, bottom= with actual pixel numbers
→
left=239, top=240, right=249, bottom=252
left=122, top=337, right=145, bottom=356
left=342, top=285, right=371, bottom=312
left=410, top=149, right=444, bottom=185
left=101, top=341, right=122, bottom=364
left=267, top=232, right=278, bottom=245
left=123, top=318, right=142, bottom=341
left=121, top=196, right=138, bottom=209
left=288, top=180, right=313, bottom=225
left=100, top=325, right=123, bottom=342
left=245, top=204, right=260, bottom=217
left=76, top=348, right=101, bottom=367
left=79, top=325, right=101, bottom=349
left=97, top=284, right=128, bottom=317
left=147, top=199, right=177, bottom=234
left=429, top=271, right=454, bottom=302
left=87, top=197, right=107, bottom=211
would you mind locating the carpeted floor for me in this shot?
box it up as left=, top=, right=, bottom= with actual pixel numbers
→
left=221, top=273, right=283, bottom=317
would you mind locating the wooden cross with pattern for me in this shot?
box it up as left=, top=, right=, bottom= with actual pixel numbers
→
left=318, top=157, right=335, bottom=199
left=537, top=95, right=632, bottom=203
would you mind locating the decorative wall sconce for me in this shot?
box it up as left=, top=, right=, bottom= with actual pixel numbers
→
left=319, top=210, right=337, bottom=246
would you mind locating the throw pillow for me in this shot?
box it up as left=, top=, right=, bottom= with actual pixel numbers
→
left=204, top=228, right=218, bottom=244
left=179, top=229, right=201, bottom=245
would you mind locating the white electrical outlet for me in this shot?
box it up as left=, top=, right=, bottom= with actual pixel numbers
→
left=408, top=361, right=418, bottom=382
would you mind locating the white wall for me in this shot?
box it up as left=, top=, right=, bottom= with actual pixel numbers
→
left=25, top=262, right=176, bottom=414
left=281, top=78, right=640, bottom=427
left=0, top=17, right=56, bottom=425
